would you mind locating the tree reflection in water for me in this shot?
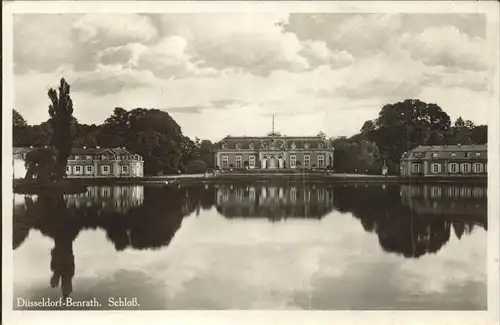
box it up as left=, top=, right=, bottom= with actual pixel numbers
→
left=333, top=184, right=486, bottom=258
left=13, top=185, right=213, bottom=298
left=13, top=182, right=486, bottom=298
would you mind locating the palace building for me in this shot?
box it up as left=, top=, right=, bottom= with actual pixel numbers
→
left=399, top=144, right=487, bottom=177
left=214, top=118, right=334, bottom=170
left=13, top=146, right=144, bottom=179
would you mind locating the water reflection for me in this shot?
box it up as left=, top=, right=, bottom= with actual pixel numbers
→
left=13, top=185, right=213, bottom=299
left=333, top=184, right=486, bottom=258
left=215, top=184, right=335, bottom=220
left=13, top=182, right=487, bottom=307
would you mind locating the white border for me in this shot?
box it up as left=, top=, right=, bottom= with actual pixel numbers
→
left=2, top=2, right=499, bottom=325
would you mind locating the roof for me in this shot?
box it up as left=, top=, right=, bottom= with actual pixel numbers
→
left=408, top=144, right=487, bottom=153
left=13, top=147, right=141, bottom=156
left=401, top=144, right=487, bottom=160
left=219, top=135, right=330, bottom=150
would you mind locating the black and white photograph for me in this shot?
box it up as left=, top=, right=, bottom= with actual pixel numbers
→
left=2, top=1, right=499, bottom=325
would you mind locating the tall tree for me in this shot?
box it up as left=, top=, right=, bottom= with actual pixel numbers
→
left=13, top=109, right=29, bottom=146
left=48, top=78, right=74, bottom=179
left=367, top=99, right=451, bottom=169
left=13, top=109, right=27, bottom=127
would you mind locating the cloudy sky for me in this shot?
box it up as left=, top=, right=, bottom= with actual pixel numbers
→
left=13, top=13, right=494, bottom=141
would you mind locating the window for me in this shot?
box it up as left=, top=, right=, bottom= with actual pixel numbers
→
left=465, top=152, right=470, bottom=158
left=101, top=165, right=110, bottom=174
left=74, top=165, right=83, bottom=174
left=290, top=142, right=296, bottom=149
left=431, top=163, right=441, bottom=173
left=249, top=155, right=255, bottom=167
left=432, top=152, right=438, bottom=158
left=222, top=155, right=228, bottom=168
left=318, top=143, right=324, bottom=149
left=122, top=165, right=129, bottom=174
left=431, top=186, right=442, bottom=198
left=304, top=155, right=311, bottom=168
left=235, top=143, right=241, bottom=149
left=449, top=163, right=459, bottom=173
left=318, top=155, right=325, bottom=168
left=86, top=155, right=92, bottom=160
left=66, top=165, right=71, bottom=175
left=304, top=143, right=310, bottom=149
left=249, top=143, right=255, bottom=150
left=451, top=153, right=456, bottom=158
left=236, top=156, right=242, bottom=168
left=222, top=143, right=228, bottom=149
left=290, top=187, right=297, bottom=203
left=74, top=156, right=80, bottom=160
left=85, top=165, right=93, bottom=174
left=476, top=152, right=481, bottom=157
left=290, top=155, right=296, bottom=168
left=411, top=163, right=420, bottom=173
left=473, top=163, right=483, bottom=173
left=461, top=163, right=471, bottom=173
left=102, top=155, right=109, bottom=160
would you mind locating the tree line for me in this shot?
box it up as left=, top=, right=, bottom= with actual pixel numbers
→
left=330, top=99, right=487, bottom=174
left=13, top=79, right=487, bottom=177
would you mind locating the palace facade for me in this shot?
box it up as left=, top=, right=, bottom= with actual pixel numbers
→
left=13, top=147, right=144, bottom=179
left=215, top=132, right=334, bottom=170
left=399, top=144, right=487, bottom=177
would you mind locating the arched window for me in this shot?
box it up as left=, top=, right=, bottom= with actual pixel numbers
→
left=235, top=143, right=241, bottom=150
left=449, top=163, right=459, bottom=173
left=473, top=163, right=483, bottom=173
left=460, top=163, right=471, bottom=173
left=249, top=143, right=255, bottom=150
left=290, top=142, right=296, bottom=149
left=431, top=163, right=441, bottom=173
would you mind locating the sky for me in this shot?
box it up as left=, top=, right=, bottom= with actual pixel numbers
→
left=13, top=13, right=495, bottom=142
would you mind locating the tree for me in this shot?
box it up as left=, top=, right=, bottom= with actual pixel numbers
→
left=360, top=120, right=375, bottom=134
left=24, top=148, right=57, bottom=180
left=13, top=109, right=27, bottom=127
left=13, top=110, right=30, bottom=146
left=48, top=78, right=74, bottom=179
left=367, top=99, right=451, bottom=169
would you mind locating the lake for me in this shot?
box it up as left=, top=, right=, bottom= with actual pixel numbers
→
left=12, top=182, right=487, bottom=310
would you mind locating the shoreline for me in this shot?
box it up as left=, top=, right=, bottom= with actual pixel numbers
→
left=13, top=173, right=487, bottom=193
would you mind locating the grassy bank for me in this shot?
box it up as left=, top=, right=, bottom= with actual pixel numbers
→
left=13, top=173, right=487, bottom=190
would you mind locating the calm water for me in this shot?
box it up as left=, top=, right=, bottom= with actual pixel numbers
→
left=13, top=182, right=487, bottom=310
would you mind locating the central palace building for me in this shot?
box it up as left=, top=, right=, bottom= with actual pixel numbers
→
left=215, top=121, right=334, bottom=170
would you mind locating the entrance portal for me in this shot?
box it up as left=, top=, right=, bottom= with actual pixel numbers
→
left=269, top=157, right=278, bottom=169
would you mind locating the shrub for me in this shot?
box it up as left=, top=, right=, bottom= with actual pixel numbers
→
left=184, top=160, right=208, bottom=174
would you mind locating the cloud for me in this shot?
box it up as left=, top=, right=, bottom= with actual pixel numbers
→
left=12, top=13, right=495, bottom=141
left=165, top=106, right=204, bottom=114
left=135, top=35, right=218, bottom=79
left=71, top=65, right=156, bottom=95
left=397, top=25, right=489, bottom=71
left=14, top=14, right=78, bottom=73
left=72, top=14, right=158, bottom=47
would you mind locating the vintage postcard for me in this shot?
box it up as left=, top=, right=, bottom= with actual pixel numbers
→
left=2, top=1, right=499, bottom=325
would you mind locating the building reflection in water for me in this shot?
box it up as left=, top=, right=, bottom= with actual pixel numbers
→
left=13, top=182, right=487, bottom=300
left=333, top=183, right=487, bottom=259
left=13, top=185, right=210, bottom=299
left=215, top=183, right=335, bottom=220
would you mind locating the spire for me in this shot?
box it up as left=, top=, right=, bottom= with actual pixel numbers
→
left=272, top=114, right=275, bottom=134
